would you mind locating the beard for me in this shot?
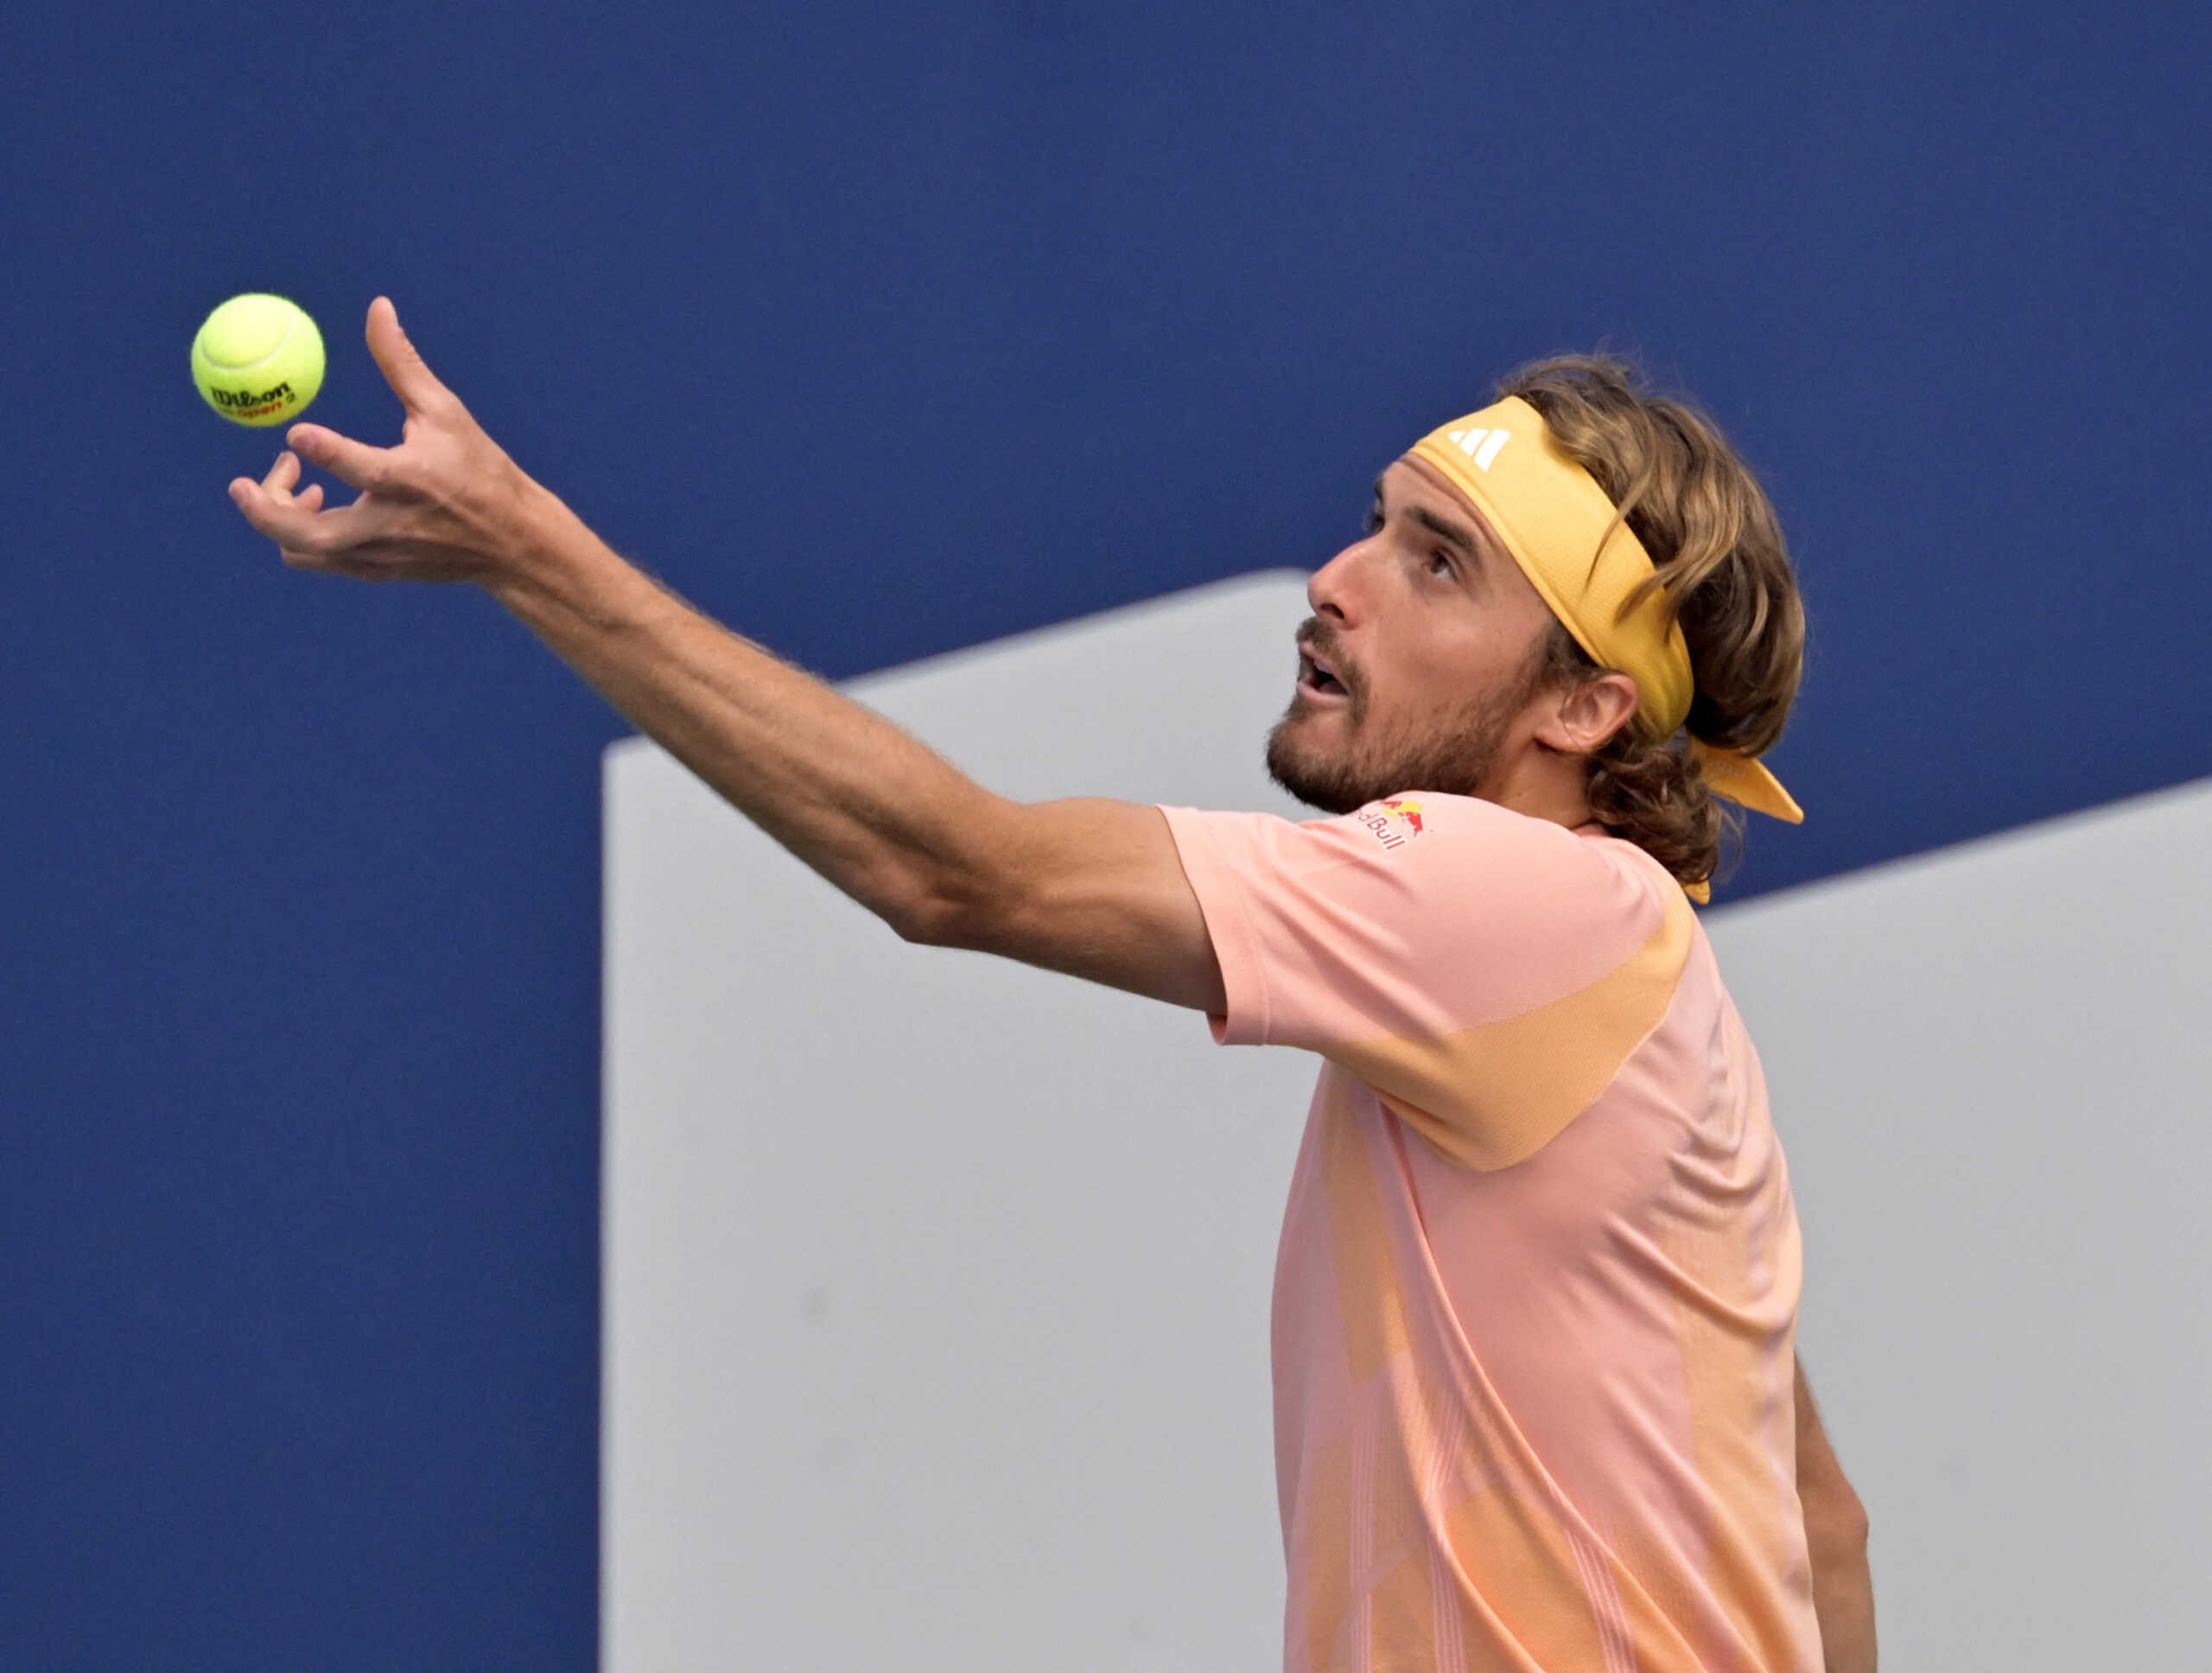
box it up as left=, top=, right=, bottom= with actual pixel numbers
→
left=1264, top=637, right=1541, bottom=816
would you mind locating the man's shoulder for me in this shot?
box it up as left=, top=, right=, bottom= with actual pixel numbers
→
left=1183, top=793, right=1680, bottom=914
left=1355, top=792, right=1654, bottom=868
left=1376, top=792, right=1694, bottom=932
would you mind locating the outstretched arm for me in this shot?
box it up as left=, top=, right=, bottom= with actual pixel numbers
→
left=1796, top=1353, right=1876, bottom=1672
left=226, top=298, right=1225, bottom=1015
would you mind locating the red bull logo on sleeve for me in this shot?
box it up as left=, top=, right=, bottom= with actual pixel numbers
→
left=1357, top=797, right=1426, bottom=849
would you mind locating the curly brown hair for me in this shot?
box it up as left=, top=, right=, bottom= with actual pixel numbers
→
left=1500, top=354, right=1807, bottom=894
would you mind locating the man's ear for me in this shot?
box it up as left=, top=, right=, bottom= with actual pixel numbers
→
left=1533, top=671, right=1641, bottom=755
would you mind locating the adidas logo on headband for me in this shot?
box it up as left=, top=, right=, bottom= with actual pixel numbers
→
left=1446, top=427, right=1511, bottom=470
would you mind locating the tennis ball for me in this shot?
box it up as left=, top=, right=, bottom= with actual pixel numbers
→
left=191, top=294, right=324, bottom=427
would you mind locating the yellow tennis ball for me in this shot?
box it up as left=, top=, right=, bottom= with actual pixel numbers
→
left=191, top=294, right=325, bottom=427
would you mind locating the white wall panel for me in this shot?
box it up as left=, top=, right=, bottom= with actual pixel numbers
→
left=1706, top=776, right=2212, bottom=1672
left=605, top=574, right=1319, bottom=1672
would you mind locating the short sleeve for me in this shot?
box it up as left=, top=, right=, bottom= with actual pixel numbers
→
left=1158, top=794, right=1695, bottom=1168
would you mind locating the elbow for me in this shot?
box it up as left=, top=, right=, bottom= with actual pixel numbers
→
left=890, top=897, right=957, bottom=946
left=1805, top=1486, right=1871, bottom=1556
left=880, top=882, right=951, bottom=946
left=877, top=849, right=1016, bottom=951
left=1841, top=1498, right=1872, bottom=1550
left=883, top=846, right=1021, bottom=950
left=881, top=876, right=982, bottom=949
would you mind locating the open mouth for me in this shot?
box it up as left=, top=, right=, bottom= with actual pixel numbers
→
left=1298, top=650, right=1349, bottom=700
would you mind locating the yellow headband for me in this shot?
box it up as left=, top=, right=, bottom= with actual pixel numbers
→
left=1408, top=397, right=1802, bottom=898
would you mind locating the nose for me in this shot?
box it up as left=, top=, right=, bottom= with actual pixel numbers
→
left=1306, top=535, right=1367, bottom=625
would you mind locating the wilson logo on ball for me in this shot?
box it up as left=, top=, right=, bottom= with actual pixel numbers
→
left=211, top=381, right=296, bottom=409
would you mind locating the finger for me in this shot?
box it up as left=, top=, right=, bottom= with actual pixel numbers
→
left=229, top=474, right=308, bottom=544
left=257, top=453, right=321, bottom=513
left=364, top=296, right=457, bottom=417
left=281, top=544, right=366, bottom=577
left=277, top=538, right=400, bottom=584
left=262, top=448, right=303, bottom=495
left=229, top=474, right=354, bottom=552
left=287, top=423, right=397, bottom=493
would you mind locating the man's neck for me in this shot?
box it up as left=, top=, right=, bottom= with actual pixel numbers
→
left=1483, top=749, right=1595, bottom=830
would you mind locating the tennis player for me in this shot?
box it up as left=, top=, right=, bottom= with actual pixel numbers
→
left=230, top=297, right=1876, bottom=1673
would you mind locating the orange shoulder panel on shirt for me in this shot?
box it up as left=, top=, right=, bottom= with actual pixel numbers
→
left=1325, top=880, right=1695, bottom=1170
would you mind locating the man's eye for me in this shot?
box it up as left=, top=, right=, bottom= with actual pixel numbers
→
left=1427, top=550, right=1455, bottom=577
left=1363, top=506, right=1383, bottom=534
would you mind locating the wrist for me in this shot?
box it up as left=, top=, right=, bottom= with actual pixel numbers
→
left=485, top=486, right=647, bottom=626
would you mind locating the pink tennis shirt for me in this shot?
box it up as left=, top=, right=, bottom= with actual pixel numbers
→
left=1158, top=793, right=1820, bottom=1673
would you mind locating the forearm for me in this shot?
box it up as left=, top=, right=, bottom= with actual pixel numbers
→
left=484, top=490, right=1003, bottom=935
left=1796, top=1356, right=1877, bottom=1673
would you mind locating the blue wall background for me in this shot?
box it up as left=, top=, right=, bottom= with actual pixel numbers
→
left=5, top=2, right=2206, bottom=1664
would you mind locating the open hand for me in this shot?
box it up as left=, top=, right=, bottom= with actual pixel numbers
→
left=227, top=296, right=549, bottom=586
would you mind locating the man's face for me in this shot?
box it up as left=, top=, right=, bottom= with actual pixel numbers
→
left=1266, top=455, right=1562, bottom=814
